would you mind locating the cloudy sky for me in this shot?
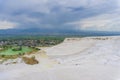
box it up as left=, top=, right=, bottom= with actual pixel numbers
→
left=0, top=0, right=119, bottom=32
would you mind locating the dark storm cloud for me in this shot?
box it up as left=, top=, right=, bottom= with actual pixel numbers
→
left=0, top=0, right=119, bottom=31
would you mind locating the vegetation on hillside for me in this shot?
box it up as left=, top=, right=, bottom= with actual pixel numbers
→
left=0, top=36, right=65, bottom=60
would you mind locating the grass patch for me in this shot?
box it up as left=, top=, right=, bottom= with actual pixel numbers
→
left=0, top=46, right=34, bottom=56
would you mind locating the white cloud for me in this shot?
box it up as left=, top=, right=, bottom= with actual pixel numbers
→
left=17, top=14, right=40, bottom=23
left=67, top=10, right=120, bottom=31
left=58, top=0, right=113, bottom=8
left=1, top=0, right=117, bottom=14
left=1, top=0, right=51, bottom=14
left=0, top=0, right=119, bottom=31
left=0, top=20, right=18, bottom=29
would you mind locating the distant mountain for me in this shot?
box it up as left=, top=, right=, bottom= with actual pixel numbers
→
left=0, top=28, right=120, bottom=36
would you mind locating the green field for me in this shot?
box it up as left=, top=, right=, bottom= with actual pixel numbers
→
left=0, top=47, right=34, bottom=55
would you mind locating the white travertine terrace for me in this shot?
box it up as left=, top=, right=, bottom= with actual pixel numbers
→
left=1, top=36, right=120, bottom=80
